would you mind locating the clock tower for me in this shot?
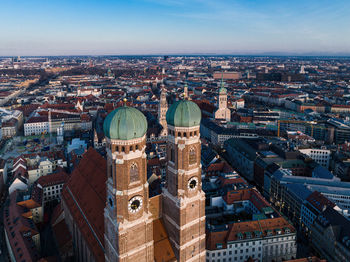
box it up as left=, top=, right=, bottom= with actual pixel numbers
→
left=158, top=86, right=168, bottom=136
left=103, top=105, right=154, bottom=262
left=214, top=78, right=231, bottom=122
left=162, top=99, right=206, bottom=261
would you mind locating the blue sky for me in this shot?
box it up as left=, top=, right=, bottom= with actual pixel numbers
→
left=1, top=0, right=350, bottom=55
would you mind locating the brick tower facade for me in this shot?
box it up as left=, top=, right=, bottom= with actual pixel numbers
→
left=104, top=107, right=154, bottom=262
left=162, top=100, right=206, bottom=261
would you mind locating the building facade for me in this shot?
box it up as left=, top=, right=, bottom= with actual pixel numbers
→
left=299, top=148, right=331, bottom=169
left=158, top=87, right=168, bottom=136
left=214, top=83, right=231, bottom=122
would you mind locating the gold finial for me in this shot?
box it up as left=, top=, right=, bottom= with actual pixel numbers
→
left=123, top=98, right=127, bottom=106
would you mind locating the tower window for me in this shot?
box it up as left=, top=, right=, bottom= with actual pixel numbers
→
left=189, top=147, right=196, bottom=165
left=184, top=132, right=187, bottom=138
left=122, top=146, right=125, bottom=152
left=130, top=163, right=139, bottom=183
left=116, top=146, right=119, bottom=152
left=130, top=146, right=133, bottom=152
left=136, top=144, right=139, bottom=150
left=178, top=132, right=181, bottom=137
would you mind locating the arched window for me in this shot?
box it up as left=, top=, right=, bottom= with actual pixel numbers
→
left=130, top=163, right=139, bottom=183
left=189, top=147, right=196, bottom=165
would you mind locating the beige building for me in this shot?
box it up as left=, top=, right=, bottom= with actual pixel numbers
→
left=158, top=86, right=168, bottom=136
left=214, top=81, right=231, bottom=122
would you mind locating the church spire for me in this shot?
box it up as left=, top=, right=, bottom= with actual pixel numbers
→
left=183, top=82, right=188, bottom=99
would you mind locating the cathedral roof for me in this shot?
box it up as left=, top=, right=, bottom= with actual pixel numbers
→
left=149, top=195, right=176, bottom=262
left=166, top=99, right=201, bottom=127
left=153, top=219, right=177, bottom=262
left=103, top=105, right=148, bottom=140
left=62, top=147, right=106, bottom=261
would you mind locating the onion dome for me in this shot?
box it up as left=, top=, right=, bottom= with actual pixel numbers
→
left=103, top=106, right=147, bottom=140
left=166, top=100, right=201, bottom=127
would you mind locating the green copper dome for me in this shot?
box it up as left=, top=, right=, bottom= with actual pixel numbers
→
left=103, top=106, right=147, bottom=140
left=219, top=87, right=227, bottom=94
left=166, top=100, right=201, bottom=127
left=219, top=78, right=227, bottom=94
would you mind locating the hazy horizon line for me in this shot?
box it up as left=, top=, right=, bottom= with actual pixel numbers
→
left=1, top=52, right=350, bottom=58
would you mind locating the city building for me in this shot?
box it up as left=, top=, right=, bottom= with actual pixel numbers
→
left=311, top=207, right=350, bottom=261
left=299, top=148, right=331, bottom=169
left=0, top=107, right=23, bottom=138
left=268, top=168, right=350, bottom=220
left=37, top=170, right=69, bottom=205
left=3, top=191, right=41, bottom=262
left=300, top=191, right=335, bottom=232
left=206, top=188, right=297, bottom=262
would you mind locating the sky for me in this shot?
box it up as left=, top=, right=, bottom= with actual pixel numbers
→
left=1, top=0, right=350, bottom=56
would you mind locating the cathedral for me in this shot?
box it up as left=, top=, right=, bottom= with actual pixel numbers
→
left=102, top=98, right=206, bottom=261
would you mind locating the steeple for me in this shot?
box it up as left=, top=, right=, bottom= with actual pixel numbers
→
left=184, top=82, right=188, bottom=99
left=158, top=86, right=168, bottom=136
left=215, top=72, right=230, bottom=121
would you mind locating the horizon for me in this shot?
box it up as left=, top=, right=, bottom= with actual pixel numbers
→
left=1, top=0, right=350, bottom=56
left=2, top=52, right=350, bottom=58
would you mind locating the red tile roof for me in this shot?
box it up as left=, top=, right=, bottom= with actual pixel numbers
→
left=37, top=171, right=69, bottom=188
left=223, top=188, right=270, bottom=211
left=207, top=216, right=295, bottom=250
left=306, top=191, right=335, bottom=212
left=62, top=147, right=106, bottom=262
left=3, top=192, right=41, bottom=261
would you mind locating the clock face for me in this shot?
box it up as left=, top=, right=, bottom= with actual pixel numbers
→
left=188, top=177, right=198, bottom=191
left=128, top=196, right=143, bottom=213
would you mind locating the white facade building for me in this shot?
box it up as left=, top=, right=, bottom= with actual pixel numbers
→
left=299, top=148, right=331, bottom=169
left=40, top=183, right=64, bottom=204
left=24, top=119, right=49, bottom=136
left=27, top=159, right=54, bottom=185
left=206, top=227, right=296, bottom=262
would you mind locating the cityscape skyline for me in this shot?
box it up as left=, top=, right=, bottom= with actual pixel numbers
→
left=1, top=0, right=350, bottom=56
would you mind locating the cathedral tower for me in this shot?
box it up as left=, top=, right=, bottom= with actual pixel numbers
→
left=162, top=99, right=206, bottom=261
left=103, top=105, right=154, bottom=262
